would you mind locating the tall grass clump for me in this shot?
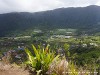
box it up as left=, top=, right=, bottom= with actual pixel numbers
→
left=25, top=44, right=59, bottom=74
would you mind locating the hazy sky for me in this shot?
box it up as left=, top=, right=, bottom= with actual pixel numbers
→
left=0, top=0, right=100, bottom=13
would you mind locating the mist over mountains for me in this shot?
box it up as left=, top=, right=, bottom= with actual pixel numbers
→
left=0, top=5, right=100, bottom=36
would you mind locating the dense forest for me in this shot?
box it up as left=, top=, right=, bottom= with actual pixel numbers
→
left=0, top=5, right=100, bottom=36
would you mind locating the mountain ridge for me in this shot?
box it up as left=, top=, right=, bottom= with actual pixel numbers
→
left=0, top=5, right=100, bottom=36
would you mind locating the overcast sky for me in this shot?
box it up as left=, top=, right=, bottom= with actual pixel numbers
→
left=0, top=0, right=100, bottom=14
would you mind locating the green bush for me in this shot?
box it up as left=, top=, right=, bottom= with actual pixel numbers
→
left=25, top=44, right=59, bottom=74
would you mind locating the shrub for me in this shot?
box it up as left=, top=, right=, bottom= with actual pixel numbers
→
left=25, top=44, right=60, bottom=74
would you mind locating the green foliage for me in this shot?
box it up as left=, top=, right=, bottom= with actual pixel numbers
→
left=68, top=62, right=78, bottom=75
left=64, top=43, right=70, bottom=51
left=63, top=43, right=70, bottom=57
left=25, top=44, right=59, bottom=74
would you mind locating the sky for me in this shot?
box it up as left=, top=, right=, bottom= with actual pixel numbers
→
left=0, top=0, right=100, bottom=14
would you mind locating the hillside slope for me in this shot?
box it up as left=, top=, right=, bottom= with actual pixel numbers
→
left=0, top=5, right=100, bottom=36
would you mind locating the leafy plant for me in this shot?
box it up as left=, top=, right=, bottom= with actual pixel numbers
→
left=25, top=44, right=59, bottom=74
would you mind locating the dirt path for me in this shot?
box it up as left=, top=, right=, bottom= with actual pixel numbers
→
left=0, top=62, right=30, bottom=75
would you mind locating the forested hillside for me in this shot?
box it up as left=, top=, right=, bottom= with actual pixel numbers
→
left=0, top=5, right=100, bottom=36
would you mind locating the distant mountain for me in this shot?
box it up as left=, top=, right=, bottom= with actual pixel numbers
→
left=0, top=5, right=100, bottom=36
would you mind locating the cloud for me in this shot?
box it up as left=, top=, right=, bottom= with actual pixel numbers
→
left=0, top=0, right=100, bottom=13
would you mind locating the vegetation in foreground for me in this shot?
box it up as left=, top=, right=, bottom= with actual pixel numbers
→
left=0, top=33, right=100, bottom=75
left=24, top=44, right=99, bottom=75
